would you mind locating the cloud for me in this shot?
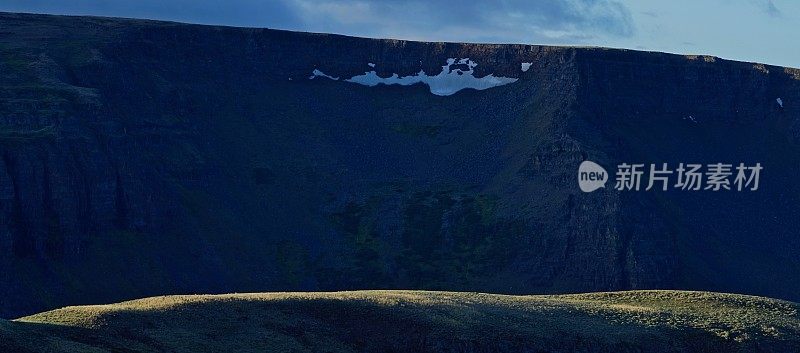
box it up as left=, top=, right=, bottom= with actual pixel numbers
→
left=0, top=0, right=635, bottom=45
left=746, top=0, right=782, bottom=18
left=640, top=11, right=658, bottom=18
left=764, top=0, right=781, bottom=17
left=285, top=0, right=636, bottom=44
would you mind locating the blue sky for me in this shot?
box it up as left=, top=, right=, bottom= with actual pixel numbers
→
left=2, top=0, right=798, bottom=68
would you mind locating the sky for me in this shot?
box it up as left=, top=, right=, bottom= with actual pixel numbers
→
left=1, top=0, right=798, bottom=68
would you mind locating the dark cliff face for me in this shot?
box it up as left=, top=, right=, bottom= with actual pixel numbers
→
left=0, top=12, right=798, bottom=318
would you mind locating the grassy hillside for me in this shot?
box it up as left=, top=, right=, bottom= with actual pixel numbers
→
left=1, top=290, right=799, bottom=352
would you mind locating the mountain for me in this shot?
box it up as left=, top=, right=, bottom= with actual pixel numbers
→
left=1, top=12, right=799, bottom=319
left=3, top=290, right=800, bottom=352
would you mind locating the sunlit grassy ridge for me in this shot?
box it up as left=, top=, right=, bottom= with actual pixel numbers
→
left=2, top=290, right=799, bottom=352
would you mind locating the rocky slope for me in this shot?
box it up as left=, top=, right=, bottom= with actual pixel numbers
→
left=2, top=290, right=800, bottom=353
left=1, top=12, right=799, bottom=318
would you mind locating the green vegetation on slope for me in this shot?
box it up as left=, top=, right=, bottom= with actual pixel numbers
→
left=1, top=290, right=799, bottom=353
left=322, top=191, right=525, bottom=290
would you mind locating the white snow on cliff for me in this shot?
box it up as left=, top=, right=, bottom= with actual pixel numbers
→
left=345, top=58, right=518, bottom=96
left=777, top=98, right=784, bottom=108
left=309, top=69, right=339, bottom=80
left=521, top=63, right=533, bottom=72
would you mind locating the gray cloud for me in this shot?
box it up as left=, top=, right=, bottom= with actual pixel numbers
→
left=765, top=0, right=781, bottom=17
left=746, top=0, right=782, bottom=18
left=284, top=0, right=635, bottom=43
left=640, top=11, right=658, bottom=18
left=0, top=0, right=635, bottom=44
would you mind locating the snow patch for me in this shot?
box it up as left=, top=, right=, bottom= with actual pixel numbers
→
left=777, top=98, right=784, bottom=108
left=683, top=115, right=697, bottom=124
left=345, top=58, right=518, bottom=96
left=368, top=62, right=376, bottom=68
left=309, top=69, right=339, bottom=80
left=521, top=63, right=533, bottom=72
